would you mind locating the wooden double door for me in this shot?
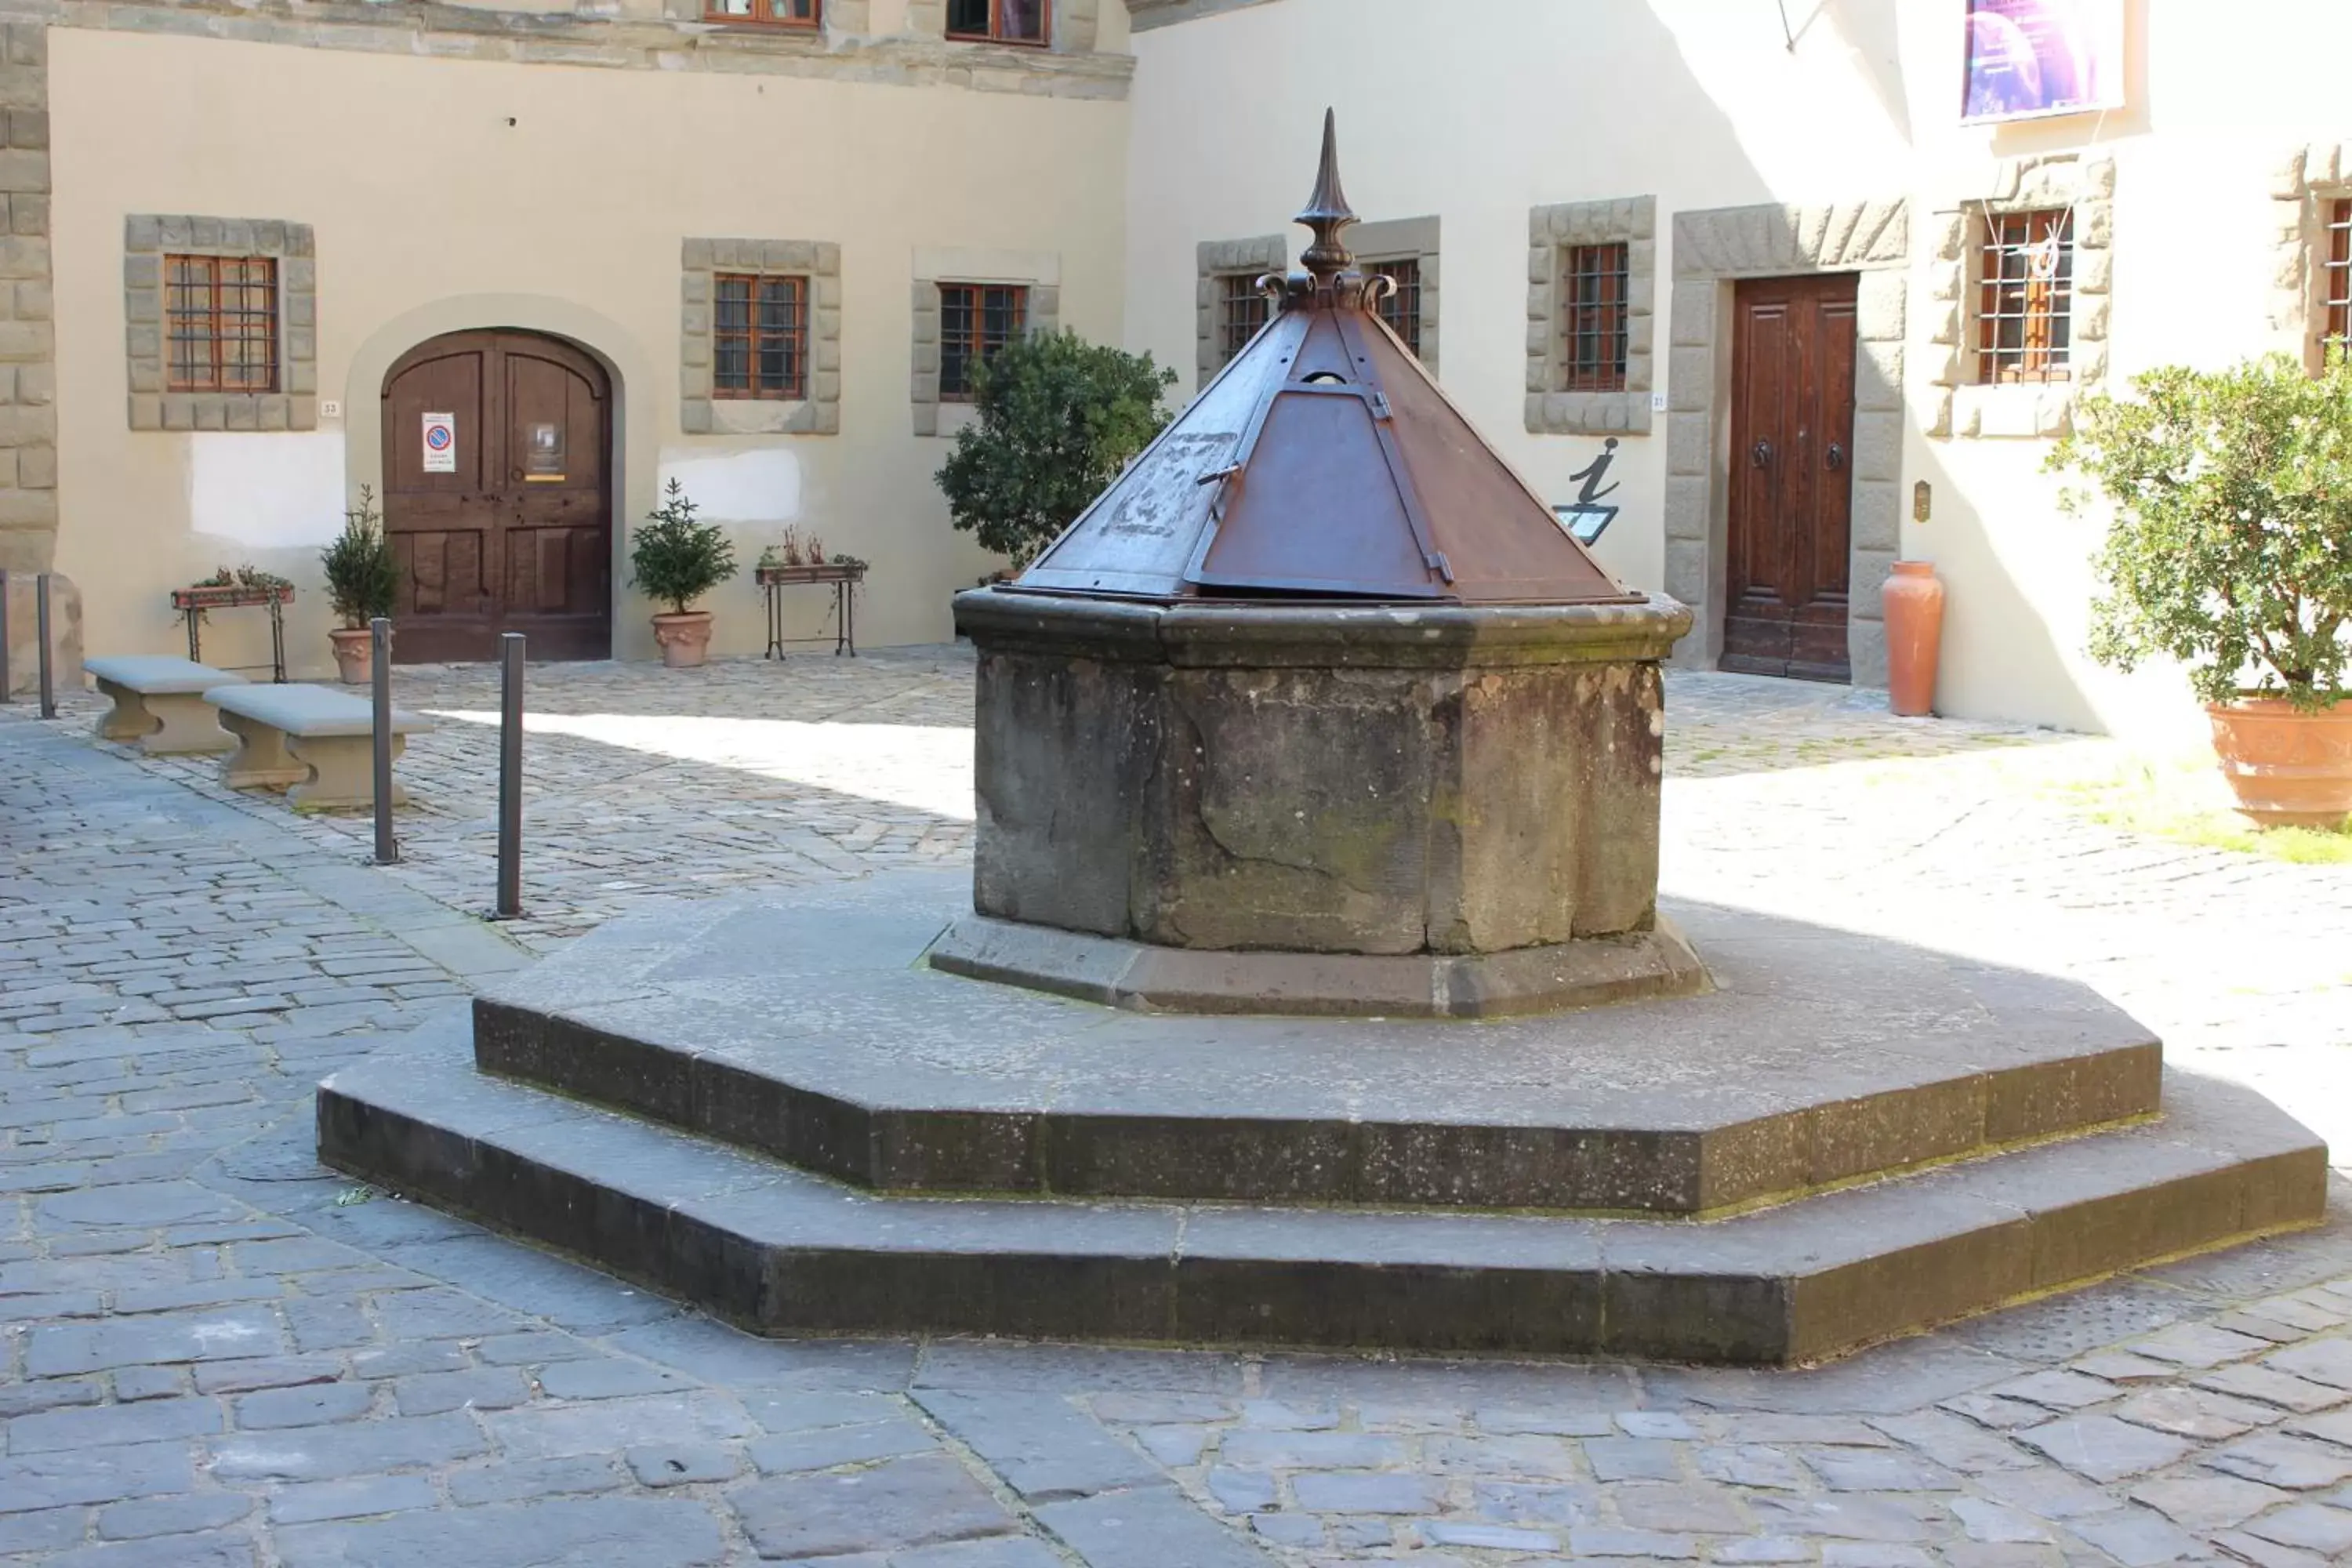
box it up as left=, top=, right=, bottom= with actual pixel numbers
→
left=382, top=331, right=613, bottom=662
left=1723, top=274, right=1858, bottom=683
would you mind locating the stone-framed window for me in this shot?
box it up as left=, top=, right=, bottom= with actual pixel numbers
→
left=2268, top=141, right=2352, bottom=372
left=670, top=0, right=862, bottom=31
left=911, top=248, right=1059, bottom=436
left=125, top=216, right=315, bottom=432
left=1195, top=234, right=1283, bottom=387
left=1923, top=154, right=2113, bottom=441
left=1526, top=196, right=1654, bottom=436
left=906, top=0, right=1101, bottom=51
left=700, top=0, right=818, bottom=25
left=681, top=238, right=840, bottom=436
left=1354, top=215, right=1440, bottom=371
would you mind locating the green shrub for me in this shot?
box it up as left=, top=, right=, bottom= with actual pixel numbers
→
left=630, top=479, right=738, bottom=615
left=318, top=486, right=399, bottom=630
left=2051, top=351, right=2352, bottom=710
left=935, top=329, right=1178, bottom=569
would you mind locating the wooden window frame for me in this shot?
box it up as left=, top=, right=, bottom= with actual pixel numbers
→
left=945, top=0, right=1050, bottom=46
left=700, top=0, right=819, bottom=27
left=1216, top=272, right=1269, bottom=366
left=938, top=282, right=1029, bottom=401
left=1561, top=242, right=1629, bottom=393
left=1369, top=258, right=1423, bottom=359
left=2325, top=198, right=2352, bottom=358
left=1976, top=208, right=2074, bottom=386
left=712, top=273, right=811, bottom=401
left=164, top=254, right=280, bottom=395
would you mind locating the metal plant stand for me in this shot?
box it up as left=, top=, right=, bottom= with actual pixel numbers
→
left=171, top=586, right=291, bottom=683
left=757, top=563, right=865, bottom=659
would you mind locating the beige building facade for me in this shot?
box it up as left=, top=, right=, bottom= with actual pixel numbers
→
left=12, top=0, right=2346, bottom=741
left=20, top=0, right=1134, bottom=677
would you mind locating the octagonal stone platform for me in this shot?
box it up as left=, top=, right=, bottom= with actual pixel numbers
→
left=318, top=872, right=2329, bottom=1363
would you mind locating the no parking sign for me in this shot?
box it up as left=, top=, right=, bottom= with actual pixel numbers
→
left=421, top=412, right=457, bottom=474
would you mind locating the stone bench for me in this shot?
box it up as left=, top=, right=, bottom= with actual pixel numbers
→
left=207, top=683, right=434, bottom=811
left=85, top=655, right=248, bottom=755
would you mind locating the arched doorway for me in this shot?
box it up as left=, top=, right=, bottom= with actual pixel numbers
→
left=381, top=330, right=613, bottom=661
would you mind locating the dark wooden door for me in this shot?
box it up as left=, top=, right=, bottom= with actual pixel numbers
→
left=1724, top=274, right=1858, bottom=683
left=382, top=331, right=612, bottom=662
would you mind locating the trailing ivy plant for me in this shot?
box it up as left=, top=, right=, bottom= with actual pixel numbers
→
left=629, top=478, right=738, bottom=615
left=2049, top=351, right=2352, bottom=710
left=935, top=329, right=1178, bottom=570
left=319, top=486, right=398, bottom=630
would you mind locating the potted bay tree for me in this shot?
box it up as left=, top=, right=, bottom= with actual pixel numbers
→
left=318, top=486, right=398, bottom=684
left=630, top=478, right=738, bottom=670
left=2052, top=352, right=2352, bottom=828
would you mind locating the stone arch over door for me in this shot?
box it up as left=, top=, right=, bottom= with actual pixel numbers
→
left=1664, top=201, right=1909, bottom=685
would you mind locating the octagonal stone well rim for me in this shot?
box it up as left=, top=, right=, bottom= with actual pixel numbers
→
left=956, top=586, right=1696, bottom=669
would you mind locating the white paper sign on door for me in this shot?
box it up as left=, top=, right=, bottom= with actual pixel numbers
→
left=421, top=412, right=457, bottom=474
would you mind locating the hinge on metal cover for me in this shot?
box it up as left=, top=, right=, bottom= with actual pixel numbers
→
left=1369, top=390, right=1392, bottom=421
left=1427, top=550, right=1455, bottom=585
left=1197, top=464, right=1242, bottom=486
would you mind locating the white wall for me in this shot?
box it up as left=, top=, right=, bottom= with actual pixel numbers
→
left=1125, top=0, right=2351, bottom=740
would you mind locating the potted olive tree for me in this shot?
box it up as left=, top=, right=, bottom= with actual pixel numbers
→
left=936, top=328, right=1177, bottom=572
left=2052, top=352, right=2352, bottom=828
left=630, top=478, right=738, bottom=669
left=318, top=486, right=398, bottom=684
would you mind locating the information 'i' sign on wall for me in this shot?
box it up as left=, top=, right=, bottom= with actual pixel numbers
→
left=422, top=412, right=457, bottom=474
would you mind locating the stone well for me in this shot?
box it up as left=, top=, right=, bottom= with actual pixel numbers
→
left=930, top=113, right=1700, bottom=1018
left=314, top=114, right=2328, bottom=1367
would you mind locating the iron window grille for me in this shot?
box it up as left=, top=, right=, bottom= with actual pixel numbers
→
left=1976, top=209, right=2074, bottom=384
left=702, top=0, right=818, bottom=25
left=165, top=254, right=279, bottom=394
left=1218, top=272, right=1269, bottom=365
left=1562, top=243, right=1629, bottom=392
left=938, top=283, right=1028, bottom=401
left=1369, top=259, right=1423, bottom=359
left=946, top=0, right=1047, bottom=44
left=2325, top=198, right=2352, bottom=360
left=713, top=274, right=809, bottom=401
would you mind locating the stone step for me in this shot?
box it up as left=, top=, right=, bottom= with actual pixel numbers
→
left=464, top=878, right=2169, bottom=1216
left=318, top=1014, right=2326, bottom=1366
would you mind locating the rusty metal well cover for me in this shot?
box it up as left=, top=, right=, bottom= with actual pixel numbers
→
left=1014, top=111, right=1636, bottom=607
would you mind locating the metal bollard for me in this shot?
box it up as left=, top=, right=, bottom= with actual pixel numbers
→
left=370, top=618, right=397, bottom=865
left=495, top=633, right=524, bottom=919
left=34, top=572, right=53, bottom=720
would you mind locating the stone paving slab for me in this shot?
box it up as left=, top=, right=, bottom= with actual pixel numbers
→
left=5, top=659, right=2352, bottom=1564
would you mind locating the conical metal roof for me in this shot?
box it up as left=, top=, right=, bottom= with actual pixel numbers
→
left=1012, top=111, right=1636, bottom=607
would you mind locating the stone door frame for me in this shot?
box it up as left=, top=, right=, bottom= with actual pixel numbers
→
left=1664, top=201, right=1910, bottom=687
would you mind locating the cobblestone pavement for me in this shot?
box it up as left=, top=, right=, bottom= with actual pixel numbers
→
left=5, top=655, right=2352, bottom=1566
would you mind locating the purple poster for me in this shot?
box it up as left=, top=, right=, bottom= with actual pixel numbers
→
left=1962, top=0, right=2123, bottom=123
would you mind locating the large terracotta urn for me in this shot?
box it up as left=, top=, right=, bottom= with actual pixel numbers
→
left=2206, top=699, right=2352, bottom=829
left=1882, top=561, right=1946, bottom=717
left=652, top=611, right=715, bottom=670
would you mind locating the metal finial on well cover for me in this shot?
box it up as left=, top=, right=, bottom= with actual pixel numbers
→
left=1295, top=108, right=1357, bottom=283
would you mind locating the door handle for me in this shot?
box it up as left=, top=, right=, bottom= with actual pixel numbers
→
left=1825, top=443, right=1846, bottom=471
left=1751, top=440, right=1773, bottom=468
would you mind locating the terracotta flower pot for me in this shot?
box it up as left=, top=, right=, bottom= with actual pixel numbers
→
left=328, top=626, right=375, bottom=685
left=652, top=610, right=716, bottom=670
left=2206, top=698, right=2352, bottom=829
left=1881, top=561, right=1946, bottom=717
